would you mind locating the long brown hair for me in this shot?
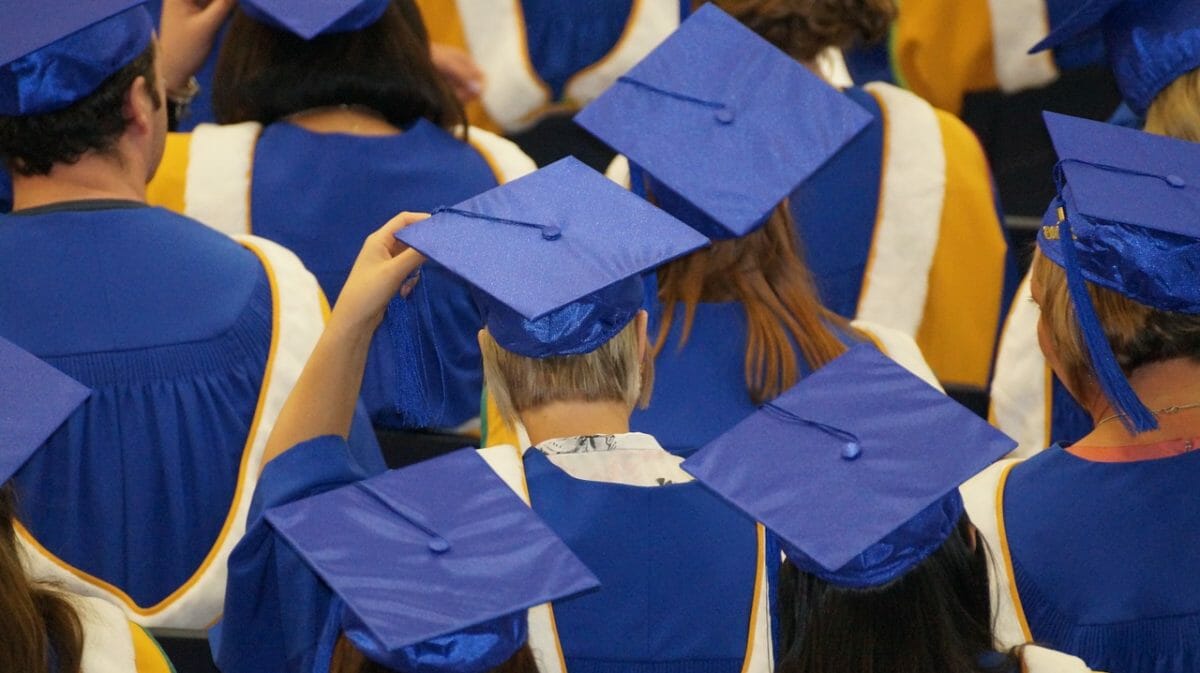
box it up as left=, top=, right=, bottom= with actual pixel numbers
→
left=212, top=0, right=464, bottom=131
left=330, top=635, right=539, bottom=673
left=698, top=0, right=896, bottom=62
left=655, top=204, right=856, bottom=404
left=0, top=485, right=83, bottom=673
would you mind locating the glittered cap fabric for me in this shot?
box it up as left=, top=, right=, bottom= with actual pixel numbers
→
left=239, top=0, right=390, bottom=39
left=575, top=3, right=872, bottom=239
left=683, top=345, right=1016, bottom=588
left=1037, top=111, right=1200, bottom=313
left=0, top=0, right=153, bottom=115
left=0, top=336, right=90, bottom=484
left=1031, top=0, right=1200, bottom=115
left=395, top=157, right=709, bottom=358
left=265, top=448, right=599, bottom=672
left=1037, top=111, right=1200, bottom=433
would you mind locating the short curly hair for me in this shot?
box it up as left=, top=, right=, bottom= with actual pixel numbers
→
left=699, top=0, right=895, bottom=62
left=0, top=45, right=160, bottom=176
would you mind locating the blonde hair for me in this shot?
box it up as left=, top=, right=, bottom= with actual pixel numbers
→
left=655, top=204, right=856, bottom=405
left=1143, top=66, right=1200, bottom=142
left=480, top=318, right=651, bottom=425
left=1031, top=250, right=1200, bottom=395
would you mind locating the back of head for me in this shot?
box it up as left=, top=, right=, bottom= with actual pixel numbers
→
left=1031, top=249, right=1200, bottom=400
left=0, top=485, right=83, bottom=673
left=481, top=316, right=650, bottom=425
left=0, top=45, right=160, bottom=176
left=698, top=0, right=895, bottom=62
left=655, top=202, right=853, bottom=404
left=1144, top=66, right=1200, bottom=142
left=776, top=516, right=1009, bottom=673
left=212, top=0, right=463, bottom=130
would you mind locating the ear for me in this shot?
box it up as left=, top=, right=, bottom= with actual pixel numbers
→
left=123, top=75, right=156, bottom=137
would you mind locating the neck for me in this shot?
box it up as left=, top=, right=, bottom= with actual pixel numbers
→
left=10, top=152, right=146, bottom=211
left=520, top=400, right=633, bottom=447
left=1079, top=357, right=1200, bottom=447
left=285, top=105, right=402, bottom=137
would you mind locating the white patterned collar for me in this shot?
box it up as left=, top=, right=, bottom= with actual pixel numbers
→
left=530, top=432, right=692, bottom=487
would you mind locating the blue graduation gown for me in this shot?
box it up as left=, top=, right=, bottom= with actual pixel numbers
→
left=0, top=202, right=381, bottom=610
left=213, top=436, right=379, bottom=673
left=1002, top=446, right=1200, bottom=672
left=524, top=450, right=767, bottom=672
left=248, top=120, right=499, bottom=430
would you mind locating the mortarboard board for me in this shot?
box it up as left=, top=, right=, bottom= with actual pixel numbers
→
left=575, top=3, right=873, bottom=239
left=265, top=447, right=600, bottom=673
left=239, top=0, right=390, bottom=40
left=1031, top=0, right=1200, bottom=115
left=682, top=345, right=1016, bottom=588
left=0, top=0, right=154, bottom=116
left=0, top=336, right=90, bottom=484
left=1037, top=111, right=1200, bottom=432
left=394, top=156, right=709, bottom=358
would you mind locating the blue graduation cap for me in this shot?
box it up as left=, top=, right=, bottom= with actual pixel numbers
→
left=395, top=157, right=709, bottom=358
left=683, top=345, right=1016, bottom=588
left=1030, top=0, right=1200, bottom=115
left=1038, top=111, right=1200, bottom=433
left=575, top=3, right=872, bottom=239
left=0, top=0, right=154, bottom=115
left=0, top=336, right=90, bottom=484
left=239, top=0, right=390, bottom=40
left=265, top=447, right=599, bottom=672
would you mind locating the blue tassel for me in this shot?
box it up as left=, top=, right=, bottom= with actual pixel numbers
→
left=385, top=276, right=444, bottom=428
left=1057, top=216, right=1158, bottom=433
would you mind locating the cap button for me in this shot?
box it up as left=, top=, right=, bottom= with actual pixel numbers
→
left=714, top=107, right=735, bottom=125
left=1167, top=174, right=1187, bottom=188
left=541, top=225, right=562, bottom=241
left=841, top=442, right=862, bottom=461
left=428, top=537, right=451, bottom=554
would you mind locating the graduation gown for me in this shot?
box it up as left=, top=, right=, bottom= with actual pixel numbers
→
left=842, top=0, right=1102, bottom=115
left=479, top=437, right=774, bottom=673
left=147, top=120, right=536, bottom=430
left=628, top=307, right=938, bottom=457
left=0, top=202, right=382, bottom=629
left=414, top=0, right=685, bottom=134
left=963, top=446, right=1200, bottom=673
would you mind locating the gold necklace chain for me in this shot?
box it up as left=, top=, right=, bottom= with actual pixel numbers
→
left=1096, top=401, right=1200, bottom=426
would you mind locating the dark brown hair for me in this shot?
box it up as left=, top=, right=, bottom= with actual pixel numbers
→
left=0, top=45, right=161, bottom=176
left=0, top=485, right=84, bottom=673
left=330, top=635, right=539, bottom=673
left=776, top=517, right=1019, bottom=673
left=697, top=0, right=896, bottom=62
left=212, top=0, right=464, bottom=130
left=655, top=204, right=856, bottom=404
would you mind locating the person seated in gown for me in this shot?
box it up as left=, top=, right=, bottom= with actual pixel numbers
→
left=964, top=113, right=1200, bottom=672
left=992, top=0, right=1200, bottom=455
left=0, top=0, right=382, bottom=630
left=571, top=4, right=939, bottom=456
left=147, top=0, right=537, bottom=433
left=0, top=336, right=174, bottom=673
left=685, top=345, right=1096, bottom=673
left=236, top=158, right=778, bottom=670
